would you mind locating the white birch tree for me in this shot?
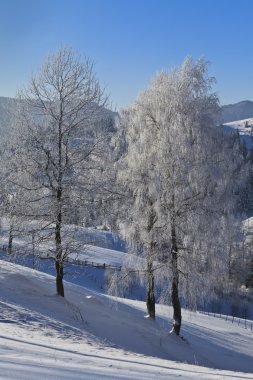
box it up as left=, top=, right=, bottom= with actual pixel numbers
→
left=8, top=47, right=110, bottom=297
left=116, top=57, right=244, bottom=335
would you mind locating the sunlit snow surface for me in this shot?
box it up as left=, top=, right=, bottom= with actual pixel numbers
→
left=0, top=260, right=253, bottom=379
left=223, top=118, right=253, bottom=150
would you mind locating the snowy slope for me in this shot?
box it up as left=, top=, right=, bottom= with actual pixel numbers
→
left=223, top=118, right=253, bottom=150
left=0, top=260, right=253, bottom=379
left=0, top=219, right=129, bottom=267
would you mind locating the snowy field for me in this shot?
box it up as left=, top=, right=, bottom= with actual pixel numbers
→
left=0, top=260, right=253, bottom=379
left=0, top=219, right=129, bottom=268
left=223, top=118, right=253, bottom=150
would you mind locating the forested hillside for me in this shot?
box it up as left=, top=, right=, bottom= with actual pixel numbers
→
left=221, top=100, right=253, bottom=123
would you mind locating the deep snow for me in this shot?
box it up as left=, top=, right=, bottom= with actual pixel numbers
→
left=0, top=260, right=253, bottom=379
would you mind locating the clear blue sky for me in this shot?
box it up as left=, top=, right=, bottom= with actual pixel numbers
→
left=0, top=0, right=252, bottom=110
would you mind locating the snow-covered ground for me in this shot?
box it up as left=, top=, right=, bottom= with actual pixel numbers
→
left=0, top=218, right=129, bottom=268
left=223, top=118, right=253, bottom=150
left=0, top=260, right=253, bottom=379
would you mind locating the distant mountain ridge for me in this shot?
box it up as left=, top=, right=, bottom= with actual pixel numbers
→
left=221, top=100, right=253, bottom=123
left=0, top=96, right=116, bottom=138
left=0, top=96, right=253, bottom=134
left=0, top=96, right=17, bottom=136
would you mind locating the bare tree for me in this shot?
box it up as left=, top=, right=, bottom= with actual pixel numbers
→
left=8, top=47, right=110, bottom=297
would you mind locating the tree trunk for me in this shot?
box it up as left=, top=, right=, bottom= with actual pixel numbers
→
left=146, top=244, right=155, bottom=319
left=32, top=230, right=35, bottom=269
left=55, top=187, right=64, bottom=297
left=146, top=206, right=156, bottom=320
left=55, top=259, right=64, bottom=297
left=8, top=224, right=13, bottom=255
left=171, top=223, right=182, bottom=335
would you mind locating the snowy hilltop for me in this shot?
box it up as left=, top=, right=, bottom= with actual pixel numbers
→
left=223, top=118, right=253, bottom=150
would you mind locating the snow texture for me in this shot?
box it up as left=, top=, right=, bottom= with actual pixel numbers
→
left=0, top=259, right=252, bottom=379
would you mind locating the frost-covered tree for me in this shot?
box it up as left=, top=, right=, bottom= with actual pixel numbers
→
left=0, top=153, right=28, bottom=257
left=116, top=57, right=243, bottom=335
left=114, top=107, right=159, bottom=319
left=8, top=47, right=110, bottom=297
